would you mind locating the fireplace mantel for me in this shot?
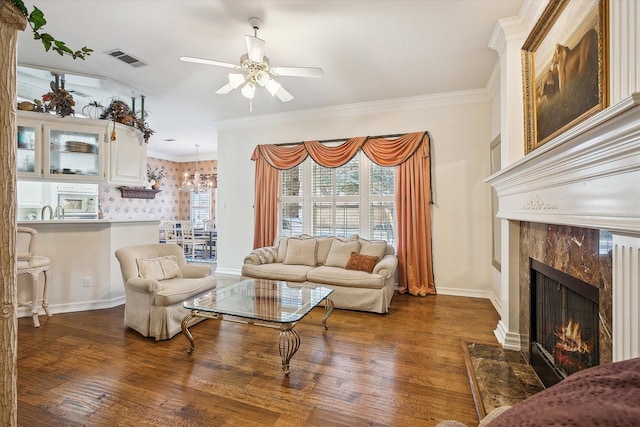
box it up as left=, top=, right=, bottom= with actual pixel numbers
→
left=486, top=93, right=640, bottom=234
left=487, top=93, right=640, bottom=362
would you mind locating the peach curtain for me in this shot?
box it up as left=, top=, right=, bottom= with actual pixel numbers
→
left=251, top=131, right=435, bottom=295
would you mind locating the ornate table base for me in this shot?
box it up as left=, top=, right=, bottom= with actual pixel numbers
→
left=181, top=298, right=334, bottom=375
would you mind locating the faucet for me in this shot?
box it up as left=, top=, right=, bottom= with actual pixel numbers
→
left=41, top=205, right=53, bottom=220
left=54, top=205, right=65, bottom=220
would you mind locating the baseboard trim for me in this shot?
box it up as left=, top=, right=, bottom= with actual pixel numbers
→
left=17, top=295, right=126, bottom=319
left=436, top=287, right=493, bottom=300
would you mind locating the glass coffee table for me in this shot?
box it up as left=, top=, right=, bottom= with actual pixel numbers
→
left=181, top=278, right=334, bottom=375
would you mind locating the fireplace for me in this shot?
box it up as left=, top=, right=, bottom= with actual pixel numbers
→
left=530, top=259, right=599, bottom=387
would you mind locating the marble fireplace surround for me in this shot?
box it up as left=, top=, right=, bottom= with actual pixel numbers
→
left=486, top=93, right=640, bottom=363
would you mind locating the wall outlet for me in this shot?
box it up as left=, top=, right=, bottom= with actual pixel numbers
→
left=83, top=277, right=92, bottom=287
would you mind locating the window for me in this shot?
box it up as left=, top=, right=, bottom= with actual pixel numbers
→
left=279, top=152, right=396, bottom=245
left=190, top=192, right=211, bottom=228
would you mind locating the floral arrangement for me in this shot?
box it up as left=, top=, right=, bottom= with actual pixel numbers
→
left=147, top=164, right=167, bottom=181
left=41, top=81, right=75, bottom=117
left=100, top=100, right=154, bottom=143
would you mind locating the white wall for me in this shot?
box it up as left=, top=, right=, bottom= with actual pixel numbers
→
left=215, top=90, right=494, bottom=297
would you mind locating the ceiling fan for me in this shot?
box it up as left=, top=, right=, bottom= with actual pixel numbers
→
left=180, top=17, right=323, bottom=110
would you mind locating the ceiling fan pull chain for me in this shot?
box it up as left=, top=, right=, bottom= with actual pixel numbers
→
left=249, top=99, right=253, bottom=112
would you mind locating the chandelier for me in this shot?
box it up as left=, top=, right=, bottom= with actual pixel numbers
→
left=179, top=145, right=216, bottom=194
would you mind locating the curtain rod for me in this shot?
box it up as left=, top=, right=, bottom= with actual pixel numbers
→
left=273, top=133, right=407, bottom=146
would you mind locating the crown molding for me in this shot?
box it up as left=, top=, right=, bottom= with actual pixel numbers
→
left=147, top=149, right=217, bottom=162
left=215, top=89, right=491, bottom=131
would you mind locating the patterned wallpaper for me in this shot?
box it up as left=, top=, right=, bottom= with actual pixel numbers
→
left=99, top=157, right=217, bottom=221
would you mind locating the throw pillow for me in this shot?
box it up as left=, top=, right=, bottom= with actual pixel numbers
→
left=345, top=252, right=380, bottom=273
left=284, top=238, right=318, bottom=266
left=275, top=237, right=290, bottom=262
left=254, top=247, right=278, bottom=264
left=360, top=240, right=387, bottom=259
left=137, top=256, right=182, bottom=280
left=325, top=240, right=361, bottom=268
left=316, top=237, right=334, bottom=265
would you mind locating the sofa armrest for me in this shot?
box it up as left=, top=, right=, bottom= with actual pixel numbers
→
left=126, top=277, right=161, bottom=293
left=244, top=253, right=262, bottom=265
left=244, top=246, right=278, bottom=265
left=180, top=264, right=213, bottom=278
left=373, top=254, right=398, bottom=278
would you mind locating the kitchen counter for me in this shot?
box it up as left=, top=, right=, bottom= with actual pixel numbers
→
left=16, top=219, right=160, bottom=320
left=18, top=218, right=160, bottom=225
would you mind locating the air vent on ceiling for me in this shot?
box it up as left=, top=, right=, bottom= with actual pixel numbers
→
left=105, top=49, right=147, bottom=68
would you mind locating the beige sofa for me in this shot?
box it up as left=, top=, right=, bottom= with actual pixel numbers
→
left=241, top=235, right=397, bottom=313
left=115, top=243, right=216, bottom=340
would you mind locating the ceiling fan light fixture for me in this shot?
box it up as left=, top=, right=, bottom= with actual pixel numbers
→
left=254, top=70, right=271, bottom=87
left=228, top=73, right=245, bottom=88
left=241, top=81, right=256, bottom=99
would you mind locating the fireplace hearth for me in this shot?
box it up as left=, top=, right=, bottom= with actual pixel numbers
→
left=530, top=259, right=599, bottom=387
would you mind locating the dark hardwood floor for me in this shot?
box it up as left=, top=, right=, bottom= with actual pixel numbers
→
left=17, top=280, right=500, bottom=426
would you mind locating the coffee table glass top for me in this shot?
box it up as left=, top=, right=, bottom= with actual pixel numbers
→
left=184, top=278, right=333, bottom=324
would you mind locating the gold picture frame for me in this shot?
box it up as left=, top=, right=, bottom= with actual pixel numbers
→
left=522, top=0, right=609, bottom=154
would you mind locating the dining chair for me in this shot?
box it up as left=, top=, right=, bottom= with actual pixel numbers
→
left=164, top=221, right=181, bottom=246
left=181, top=221, right=207, bottom=258
left=17, top=226, right=52, bottom=327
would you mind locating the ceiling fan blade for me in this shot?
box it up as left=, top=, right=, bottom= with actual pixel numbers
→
left=271, top=66, right=324, bottom=78
left=245, top=36, right=265, bottom=63
left=180, top=56, right=239, bottom=69
left=215, top=83, right=235, bottom=95
left=275, top=86, right=293, bottom=102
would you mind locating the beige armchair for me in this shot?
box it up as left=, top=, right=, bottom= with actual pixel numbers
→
left=115, top=243, right=216, bottom=340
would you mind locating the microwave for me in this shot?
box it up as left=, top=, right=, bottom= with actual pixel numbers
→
left=58, top=193, right=98, bottom=215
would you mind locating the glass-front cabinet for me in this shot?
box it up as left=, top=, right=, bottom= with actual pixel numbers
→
left=17, top=111, right=107, bottom=181
left=17, top=120, right=41, bottom=177
left=44, top=125, right=103, bottom=180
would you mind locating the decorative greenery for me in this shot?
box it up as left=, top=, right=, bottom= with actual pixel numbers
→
left=147, top=164, right=167, bottom=181
left=100, top=100, right=154, bottom=143
left=10, top=0, right=92, bottom=59
left=41, top=80, right=75, bottom=117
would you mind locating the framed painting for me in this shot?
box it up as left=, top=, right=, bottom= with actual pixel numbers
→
left=522, top=0, right=609, bottom=153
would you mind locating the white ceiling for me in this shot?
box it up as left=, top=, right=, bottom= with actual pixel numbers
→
left=16, top=0, right=523, bottom=158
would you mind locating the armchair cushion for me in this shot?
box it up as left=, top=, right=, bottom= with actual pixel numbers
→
left=137, top=256, right=182, bottom=280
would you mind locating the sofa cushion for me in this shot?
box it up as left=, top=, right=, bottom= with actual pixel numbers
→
left=153, top=276, right=216, bottom=306
left=345, top=252, right=379, bottom=273
left=316, top=237, right=334, bottom=265
left=325, top=240, right=361, bottom=268
left=360, top=240, right=388, bottom=259
left=137, top=256, right=182, bottom=280
left=274, top=237, right=290, bottom=262
left=241, top=263, right=313, bottom=282
left=284, top=238, right=318, bottom=266
left=306, top=266, right=386, bottom=289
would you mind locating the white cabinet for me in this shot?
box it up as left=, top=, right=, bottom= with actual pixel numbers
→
left=17, top=118, right=42, bottom=178
left=17, top=111, right=106, bottom=181
left=17, top=111, right=147, bottom=185
left=108, top=122, right=147, bottom=185
left=43, top=122, right=105, bottom=182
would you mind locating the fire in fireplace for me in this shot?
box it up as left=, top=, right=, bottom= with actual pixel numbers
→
left=530, top=259, right=599, bottom=387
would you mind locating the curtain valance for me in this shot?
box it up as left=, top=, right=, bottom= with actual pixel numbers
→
left=251, top=132, right=427, bottom=169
